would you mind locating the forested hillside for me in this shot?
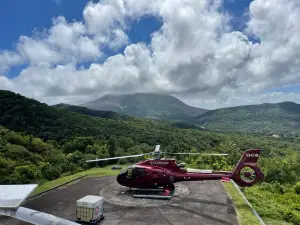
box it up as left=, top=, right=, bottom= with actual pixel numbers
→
left=194, top=102, right=300, bottom=137
left=0, top=90, right=277, bottom=149
left=54, top=103, right=130, bottom=120
left=1, top=90, right=300, bottom=224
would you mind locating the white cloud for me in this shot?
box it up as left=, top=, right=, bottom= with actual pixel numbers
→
left=0, top=51, right=23, bottom=73
left=1, top=0, right=300, bottom=109
left=17, top=36, right=65, bottom=65
left=83, top=0, right=127, bottom=35
left=108, top=29, right=129, bottom=50
left=182, top=91, right=300, bottom=110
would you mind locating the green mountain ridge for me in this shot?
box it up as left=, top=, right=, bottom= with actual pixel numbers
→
left=0, top=90, right=217, bottom=146
left=79, top=92, right=300, bottom=136
left=55, top=93, right=300, bottom=137
left=54, top=103, right=131, bottom=120
left=193, top=101, right=300, bottom=136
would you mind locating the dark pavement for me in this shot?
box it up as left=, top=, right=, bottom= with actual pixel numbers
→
left=0, top=177, right=238, bottom=225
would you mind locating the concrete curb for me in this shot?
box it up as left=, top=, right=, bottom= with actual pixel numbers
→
left=230, top=180, right=266, bottom=225
left=27, top=175, right=88, bottom=200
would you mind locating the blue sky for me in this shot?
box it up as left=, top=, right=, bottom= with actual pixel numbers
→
left=0, top=0, right=164, bottom=77
left=0, top=0, right=300, bottom=107
left=0, top=0, right=254, bottom=50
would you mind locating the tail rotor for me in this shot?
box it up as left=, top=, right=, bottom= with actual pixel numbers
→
left=231, top=149, right=264, bottom=187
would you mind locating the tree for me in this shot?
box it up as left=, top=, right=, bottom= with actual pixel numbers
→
left=10, top=165, right=41, bottom=184
left=4, top=131, right=28, bottom=146
left=40, top=163, right=61, bottom=181
left=0, top=136, right=7, bottom=149
left=118, top=137, right=134, bottom=150
left=2, top=144, right=33, bottom=162
left=28, top=137, right=50, bottom=153
left=107, top=137, right=117, bottom=157
left=63, top=137, right=95, bottom=153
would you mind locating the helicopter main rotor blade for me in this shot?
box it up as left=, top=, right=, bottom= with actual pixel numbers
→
left=86, top=152, right=152, bottom=163
left=166, top=153, right=228, bottom=156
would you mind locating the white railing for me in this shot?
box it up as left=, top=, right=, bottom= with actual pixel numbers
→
left=230, top=180, right=266, bottom=225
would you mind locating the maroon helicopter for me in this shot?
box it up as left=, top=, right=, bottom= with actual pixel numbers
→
left=86, top=145, right=264, bottom=198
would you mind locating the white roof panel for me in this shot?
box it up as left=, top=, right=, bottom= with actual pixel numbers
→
left=0, top=184, right=38, bottom=209
left=77, top=195, right=103, bottom=204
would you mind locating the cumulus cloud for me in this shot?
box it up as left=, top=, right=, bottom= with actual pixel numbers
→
left=0, top=51, right=24, bottom=73
left=1, top=0, right=300, bottom=109
left=181, top=91, right=300, bottom=110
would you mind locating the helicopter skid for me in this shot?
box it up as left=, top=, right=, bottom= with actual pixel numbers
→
left=133, top=194, right=172, bottom=200
left=131, top=187, right=174, bottom=200
left=130, top=188, right=163, bottom=192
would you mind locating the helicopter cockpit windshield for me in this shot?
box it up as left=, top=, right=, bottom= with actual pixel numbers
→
left=118, top=166, right=146, bottom=180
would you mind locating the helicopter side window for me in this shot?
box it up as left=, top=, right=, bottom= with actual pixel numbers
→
left=123, top=167, right=146, bottom=180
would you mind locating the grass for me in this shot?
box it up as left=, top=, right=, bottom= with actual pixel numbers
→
left=263, top=218, right=293, bottom=225
left=243, top=184, right=300, bottom=225
left=30, top=164, right=130, bottom=196
left=222, top=181, right=261, bottom=225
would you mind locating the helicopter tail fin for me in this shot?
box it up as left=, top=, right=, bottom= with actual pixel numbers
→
left=231, top=149, right=264, bottom=187
left=233, top=149, right=261, bottom=170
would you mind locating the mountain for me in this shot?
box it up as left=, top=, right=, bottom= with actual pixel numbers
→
left=3, top=89, right=300, bottom=141
left=193, top=101, right=300, bottom=136
left=80, top=93, right=208, bottom=121
left=53, top=103, right=130, bottom=120
left=0, top=90, right=213, bottom=146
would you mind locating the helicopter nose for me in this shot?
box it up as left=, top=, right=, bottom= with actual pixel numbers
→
left=117, top=174, right=124, bottom=185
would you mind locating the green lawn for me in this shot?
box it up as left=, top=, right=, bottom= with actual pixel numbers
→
left=31, top=164, right=129, bottom=196
left=222, top=182, right=261, bottom=225
left=263, top=218, right=293, bottom=225
left=243, top=184, right=300, bottom=225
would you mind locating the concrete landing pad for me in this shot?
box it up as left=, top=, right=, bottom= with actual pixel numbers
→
left=0, top=177, right=238, bottom=225
left=100, top=182, right=190, bottom=207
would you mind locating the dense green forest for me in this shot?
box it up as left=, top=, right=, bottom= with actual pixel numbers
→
left=1, top=90, right=300, bottom=224
left=194, top=102, right=300, bottom=138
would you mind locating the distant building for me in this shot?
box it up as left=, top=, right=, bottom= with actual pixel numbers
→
left=272, top=134, right=280, bottom=138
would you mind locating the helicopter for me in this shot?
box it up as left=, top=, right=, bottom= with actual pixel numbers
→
left=86, top=145, right=264, bottom=198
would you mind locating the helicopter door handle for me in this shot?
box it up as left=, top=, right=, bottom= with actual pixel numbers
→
left=184, top=177, right=190, bottom=180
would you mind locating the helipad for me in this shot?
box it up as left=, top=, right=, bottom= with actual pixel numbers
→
left=0, top=177, right=238, bottom=225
